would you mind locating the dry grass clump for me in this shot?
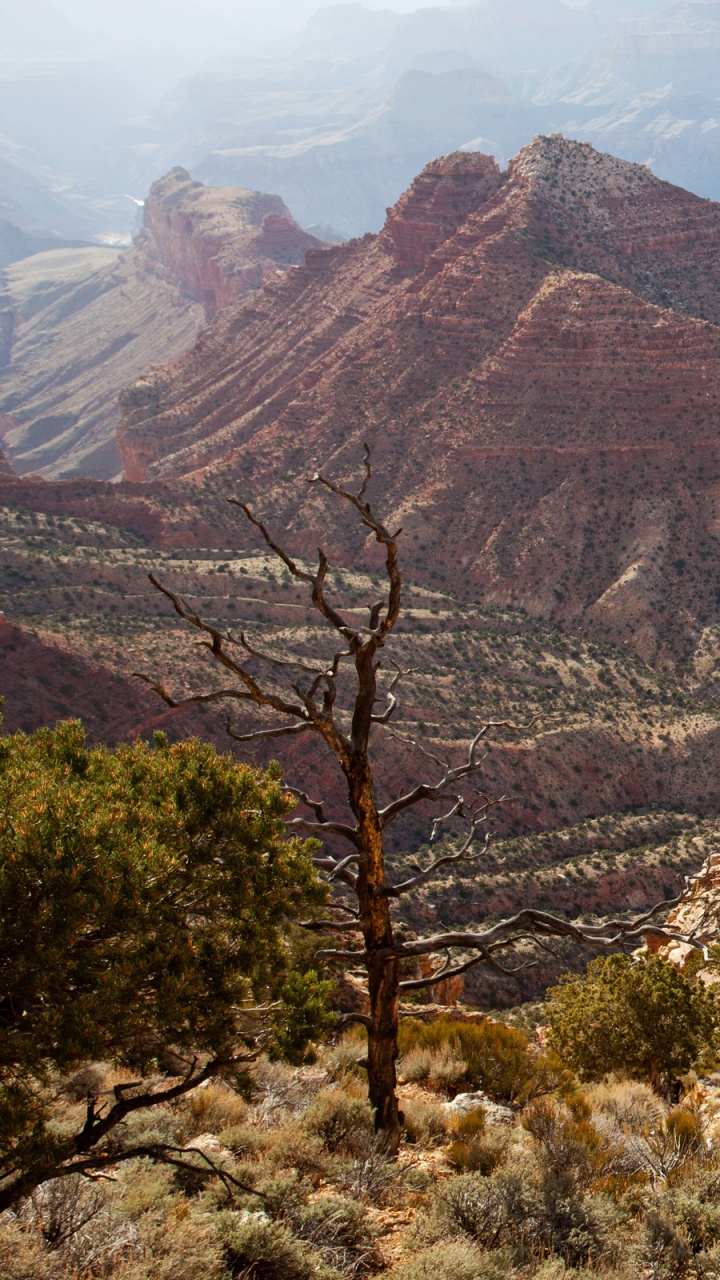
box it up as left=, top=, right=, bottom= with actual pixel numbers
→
left=402, top=1097, right=449, bottom=1145
left=387, top=1236, right=508, bottom=1280
left=182, top=1082, right=250, bottom=1138
left=398, top=1046, right=466, bottom=1093
left=446, top=1111, right=508, bottom=1175
left=301, top=1086, right=374, bottom=1156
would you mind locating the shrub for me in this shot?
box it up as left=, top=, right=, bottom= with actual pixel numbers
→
left=402, top=1097, right=449, bottom=1145
left=224, top=1217, right=327, bottom=1280
left=218, top=1123, right=273, bottom=1161
left=183, top=1083, right=249, bottom=1137
left=302, top=1088, right=373, bottom=1156
left=336, top=1131, right=404, bottom=1204
left=437, top=1165, right=613, bottom=1267
left=587, top=1080, right=665, bottom=1137
left=321, top=1031, right=366, bottom=1082
left=398, top=1017, right=565, bottom=1104
left=546, top=954, right=719, bottom=1092
left=398, top=1046, right=466, bottom=1093
left=388, top=1237, right=507, bottom=1280
left=446, top=1109, right=507, bottom=1175
left=297, top=1195, right=378, bottom=1273
left=0, top=1221, right=53, bottom=1280
left=266, top=1122, right=331, bottom=1181
left=522, top=1098, right=615, bottom=1188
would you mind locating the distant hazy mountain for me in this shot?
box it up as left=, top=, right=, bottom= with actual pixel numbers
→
left=535, top=0, right=720, bottom=202
left=0, top=0, right=81, bottom=58
left=4, top=0, right=720, bottom=245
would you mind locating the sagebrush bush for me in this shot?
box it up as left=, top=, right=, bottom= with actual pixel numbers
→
left=225, top=1217, right=333, bottom=1280
left=522, top=1098, right=615, bottom=1188
left=436, top=1165, right=615, bottom=1267
left=302, top=1088, right=373, bottom=1155
left=0, top=1220, right=53, bottom=1280
left=266, top=1122, right=332, bottom=1181
left=402, top=1097, right=449, bottom=1145
left=398, top=1046, right=466, bottom=1093
left=389, top=1237, right=509, bottom=1280
left=182, top=1082, right=249, bottom=1137
left=446, top=1108, right=497, bottom=1173
left=218, top=1122, right=273, bottom=1161
left=398, top=1017, right=567, bottom=1103
left=320, top=1031, right=367, bottom=1083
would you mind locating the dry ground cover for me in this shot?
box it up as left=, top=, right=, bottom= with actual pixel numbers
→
left=6, top=1028, right=720, bottom=1280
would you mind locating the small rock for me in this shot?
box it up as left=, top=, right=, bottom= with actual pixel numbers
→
left=444, top=1091, right=515, bottom=1126
left=184, top=1132, right=235, bottom=1161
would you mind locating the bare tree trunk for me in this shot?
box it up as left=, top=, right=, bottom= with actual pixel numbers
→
left=349, top=759, right=402, bottom=1152
left=367, top=952, right=401, bottom=1151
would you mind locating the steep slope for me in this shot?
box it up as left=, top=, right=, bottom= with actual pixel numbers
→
left=0, top=169, right=321, bottom=480
left=3, top=474, right=720, bottom=1008
left=118, top=137, right=720, bottom=662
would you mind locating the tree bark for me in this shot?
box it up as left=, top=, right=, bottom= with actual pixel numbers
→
left=348, top=756, right=402, bottom=1153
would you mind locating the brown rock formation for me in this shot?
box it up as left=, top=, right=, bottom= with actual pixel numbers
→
left=116, top=136, right=720, bottom=660
left=0, top=172, right=321, bottom=479
left=139, top=167, right=323, bottom=320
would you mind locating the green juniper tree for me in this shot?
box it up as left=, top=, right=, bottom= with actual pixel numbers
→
left=0, top=721, right=329, bottom=1210
left=546, top=953, right=719, bottom=1093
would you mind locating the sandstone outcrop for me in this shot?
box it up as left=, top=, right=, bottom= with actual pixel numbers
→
left=0, top=172, right=321, bottom=479
left=139, top=167, right=322, bottom=320
left=117, top=136, right=720, bottom=660
left=648, top=849, right=720, bottom=972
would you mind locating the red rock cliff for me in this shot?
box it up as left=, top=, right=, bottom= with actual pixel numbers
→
left=138, top=167, right=324, bottom=319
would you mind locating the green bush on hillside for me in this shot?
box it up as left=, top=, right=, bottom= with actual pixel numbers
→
left=398, top=1016, right=569, bottom=1104
left=545, top=954, right=719, bottom=1091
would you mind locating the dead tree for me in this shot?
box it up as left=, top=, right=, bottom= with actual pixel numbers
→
left=141, top=449, right=704, bottom=1154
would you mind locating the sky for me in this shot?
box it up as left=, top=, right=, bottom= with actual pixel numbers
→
left=50, top=0, right=609, bottom=56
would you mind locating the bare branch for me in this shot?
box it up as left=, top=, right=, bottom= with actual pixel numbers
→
left=225, top=720, right=313, bottom=744
left=371, top=659, right=415, bottom=725
left=357, top=441, right=372, bottom=502
left=386, top=828, right=493, bottom=899
left=379, top=715, right=543, bottom=828
left=229, top=500, right=359, bottom=643
left=308, top=446, right=402, bottom=643
left=53, top=1145, right=268, bottom=1203
left=376, top=896, right=699, bottom=966
left=293, top=820, right=360, bottom=845
left=399, top=946, right=535, bottom=990
left=297, top=920, right=365, bottom=933
left=287, top=789, right=329, bottom=824
left=335, top=1012, right=373, bottom=1031
left=142, top=575, right=312, bottom=724
left=230, top=630, right=330, bottom=676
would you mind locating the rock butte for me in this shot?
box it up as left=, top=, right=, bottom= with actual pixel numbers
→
left=0, top=168, right=322, bottom=480
left=117, top=136, right=720, bottom=663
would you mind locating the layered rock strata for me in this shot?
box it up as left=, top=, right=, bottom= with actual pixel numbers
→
left=118, top=137, right=720, bottom=660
